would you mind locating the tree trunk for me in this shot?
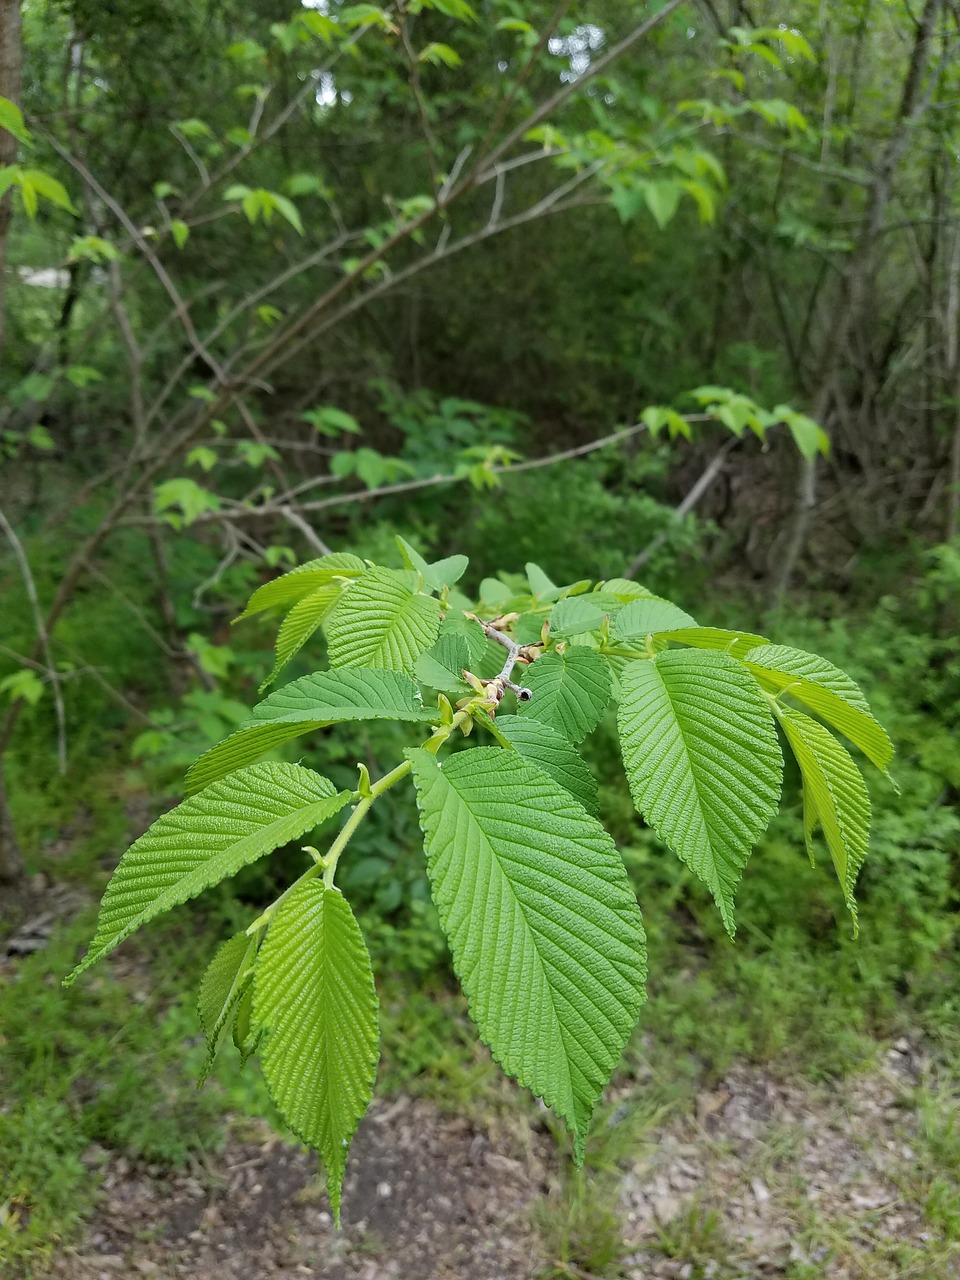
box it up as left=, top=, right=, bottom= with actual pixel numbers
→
left=0, top=0, right=23, bottom=884
left=0, top=0, right=22, bottom=358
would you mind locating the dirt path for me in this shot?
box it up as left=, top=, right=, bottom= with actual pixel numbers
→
left=45, top=1097, right=552, bottom=1280
left=43, top=1040, right=960, bottom=1280
left=7, top=874, right=958, bottom=1279
left=616, top=1041, right=959, bottom=1278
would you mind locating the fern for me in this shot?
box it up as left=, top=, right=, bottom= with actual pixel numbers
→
left=66, top=544, right=893, bottom=1216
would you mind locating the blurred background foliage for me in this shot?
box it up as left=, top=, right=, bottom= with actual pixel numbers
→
left=2, top=0, right=960, bottom=1272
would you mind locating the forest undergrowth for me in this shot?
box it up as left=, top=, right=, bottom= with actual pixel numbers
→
left=2, top=520, right=959, bottom=1278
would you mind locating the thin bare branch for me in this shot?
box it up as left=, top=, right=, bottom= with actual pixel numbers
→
left=624, top=435, right=741, bottom=576
left=278, top=506, right=333, bottom=556
left=478, top=0, right=686, bottom=175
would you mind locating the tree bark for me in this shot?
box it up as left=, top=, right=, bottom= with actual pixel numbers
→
left=0, top=0, right=23, bottom=882
left=0, top=0, right=22, bottom=358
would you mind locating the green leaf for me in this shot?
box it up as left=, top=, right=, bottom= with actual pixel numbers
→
left=235, top=553, right=366, bottom=621
left=644, top=180, right=684, bottom=229
left=187, top=446, right=217, bottom=472
left=744, top=645, right=893, bottom=776
left=0, top=669, right=44, bottom=706
left=0, top=96, right=31, bottom=144
left=232, top=984, right=261, bottom=1064
left=774, top=406, right=829, bottom=459
left=517, top=648, right=611, bottom=742
left=491, top=714, right=599, bottom=814
left=682, top=179, right=716, bottom=224
left=617, top=650, right=783, bottom=935
left=235, top=440, right=281, bottom=469
left=601, top=578, right=656, bottom=602
left=432, top=0, right=476, bottom=19
left=197, top=931, right=257, bottom=1085
left=301, top=406, right=362, bottom=436
left=254, top=883, right=378, bottom=1225
left=612, top=598, right=698, bottom=641
left=419, top=41, right=462, bottom=67
left=153, top=477, right=221, bottom=527
left=610, top=186, right=644, bottom=225
left=414, top=632, right=472, bottom=692
left=658, top=627, right=769, bottom=659
left=174, top=117, right=214, bottom=139
left=496, top=17, right=535, bottom=33
left=260, top=583, right=346, bottom=691
left=18, top=171, right=37, bottom=217
left=186, top=670, right=435, bottom=793
left=65, top=365, right=103, bottom=389
left=526, top=562, right=562, bottom=602
left=549, top=594, right=622, bottom=638
left=408, top=748, right=646, bottom=1160
left=340, top=3, right=395, bottom=29
left=479, top=576, right=514, bottom=606
left=773, top=704, right=870, bottom=931
left=21, top=168, right=76, bottom=213
left=26, top=424, right=54, bottom=450
left=435, top=612, right=487, bottom=664
left=641, top=406, right=693, bottom=440
left=0, top=164, right=20, bottom=200
left=327, top=568, right=442, bottom=672
left=395, top=536, right=468, bottom=592
left=65, top=764, right=350, bottom=982
left=170, top=218, right=190, bottom=249
left=68, top=235, right=120, bottom=264
left=270, top=192, right=304, bottom=235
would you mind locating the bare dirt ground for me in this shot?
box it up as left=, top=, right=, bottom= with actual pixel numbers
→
left=44, top=1098, right=551, bottom=1280
left=40, top=1042, right=959, bottom=1280
left=617, top=1042, right=959, bottom=1278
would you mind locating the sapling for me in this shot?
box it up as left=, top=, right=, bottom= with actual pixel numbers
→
left=66, top=539, right=893, bottom=1221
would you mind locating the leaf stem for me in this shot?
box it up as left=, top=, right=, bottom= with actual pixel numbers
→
left=248, top=708, right=471, bottom=924
left=599, top=645, right=650, bottom=660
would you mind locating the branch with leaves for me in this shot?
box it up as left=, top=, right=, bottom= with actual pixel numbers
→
left=65, top=542, right=894, bottom=1220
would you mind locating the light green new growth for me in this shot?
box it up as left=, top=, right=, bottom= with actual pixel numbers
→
left=254, top=882, right=379, bottom=1224
left=773, top=703, right=872, bottom=930
left=745, top=643, right=894, bottom=776
left=197, top=931, right=258, bottom=1085
left=234, top=552, right=366, bottom=620
left=262, top=583, right=346, bottom=690
left=66, top=543, right=893, bottom=1221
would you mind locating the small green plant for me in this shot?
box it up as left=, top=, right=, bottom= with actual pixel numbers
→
left=65, top=542, right=893, bottom=1221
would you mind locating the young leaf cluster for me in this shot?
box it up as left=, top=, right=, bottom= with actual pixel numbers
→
left=66, top=543, right=892, bottom=1219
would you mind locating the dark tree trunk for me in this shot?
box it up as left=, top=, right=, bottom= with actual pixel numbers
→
left=0, top=0, right=23, bottom=884
left=0, top=0, right=22, bottom=358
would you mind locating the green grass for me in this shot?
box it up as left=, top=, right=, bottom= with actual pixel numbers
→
left=0, top=910, right=272, bottom=1274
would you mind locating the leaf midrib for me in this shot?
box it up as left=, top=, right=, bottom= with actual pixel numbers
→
left=645, top=666, right=743, bottom=880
